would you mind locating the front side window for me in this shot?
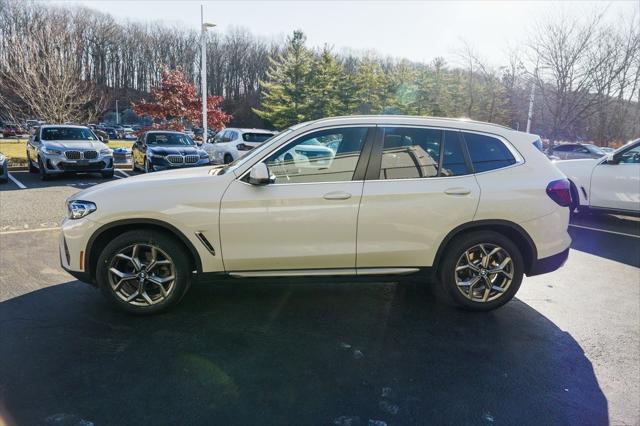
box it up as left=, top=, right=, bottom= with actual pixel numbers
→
left=619, top=144, right=640, bottom=164
left=463, top=132, right=516, bottom=173
left=264, top=127, right=368, bottom=184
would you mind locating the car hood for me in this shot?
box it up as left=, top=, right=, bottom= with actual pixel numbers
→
left=43, top=140, right=108, bottom=151
left=72, top=165, right=225, bottom=202
left=147, top=146, right=203, bottom=155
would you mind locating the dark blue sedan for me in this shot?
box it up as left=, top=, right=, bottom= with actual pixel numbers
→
left=131, top=131, right=210, bottom=173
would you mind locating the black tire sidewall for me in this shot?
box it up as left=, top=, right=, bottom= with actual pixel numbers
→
left=224, top=154, right=233, bottom=164
left=439, top=230, right=524, bottom=311
left=96, top=230, right=191, bottom=315
left=38, top=157, right=49, bottom=180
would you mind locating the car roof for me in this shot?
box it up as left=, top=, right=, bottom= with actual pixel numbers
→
left=288, top=115, right=520, bottom=136
left=224, top=128, right=275, bottom=134
left=145, top=130, right=185, bottom=134
left=40, top=124, right=89, bottom=129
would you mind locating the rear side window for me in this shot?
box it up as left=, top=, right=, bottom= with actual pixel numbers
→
left=378, top=128, right=470, bottom=179
left=463, top=132, right=516, bottom=173
left=242, top=132, right=274, bottom=143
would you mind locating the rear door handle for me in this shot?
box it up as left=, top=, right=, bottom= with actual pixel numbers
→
left=323, top=191, right=352, bottom=200
left=444, top=187, right=471, bottom=196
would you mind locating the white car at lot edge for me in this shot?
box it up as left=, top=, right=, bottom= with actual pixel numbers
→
left=202, top=128, right=275, bottom=164
left=554, top=138, right=640, bottom=215
left=59, top=116, right=572, bottom=315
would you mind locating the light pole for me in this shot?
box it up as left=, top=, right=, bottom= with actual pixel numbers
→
left=200, top=5, right=216, bottom=142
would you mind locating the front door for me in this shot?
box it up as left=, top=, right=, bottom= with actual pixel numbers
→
left=590, top=142, right=640, bottom=211
left=219, top=126, right=373, bottom=272
left=356, top=127, right=480, bottom=268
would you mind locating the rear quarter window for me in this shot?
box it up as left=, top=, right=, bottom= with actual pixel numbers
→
left=463, top=132, right=516, bottom=173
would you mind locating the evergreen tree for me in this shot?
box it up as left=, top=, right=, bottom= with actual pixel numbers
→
left=351, top=58, right=387, bottom=114
left=253, top=31, right=313, bottom=128
left=307, top=47, right=344, bottom=120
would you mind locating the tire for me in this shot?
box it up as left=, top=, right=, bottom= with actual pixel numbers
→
left=96, top=230, right=192, bottom=315
left=27, top=152, right=37, bottom=173
left=38, top=157, right=50, bottom=181
left=144, top=157, right=153, bottom=173
left=223, top=153, right=234, bottom=164
left=131, top=157, right=138, bottom=172
left=101, top=170, right=114, bottom=179
left=438, top=230, right=524, bottom=311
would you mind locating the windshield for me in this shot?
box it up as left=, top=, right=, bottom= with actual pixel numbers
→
left=222, top=129, right=293, bottom=172
left=585, top=144, right=605, bottom=155
left=147, top=133, right=195, bottom=146
left=242, top=132, right=275, bottom=143
left=41, top=127, right=97, bottom=141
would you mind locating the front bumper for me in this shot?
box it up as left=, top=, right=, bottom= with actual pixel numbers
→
left=527, top=248, right=570, bottom=276
left=59, top=217, right=100, bottom=285
left=43, top=154, right=113, bottom=173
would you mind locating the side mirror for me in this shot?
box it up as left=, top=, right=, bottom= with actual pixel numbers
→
left=248, top=163, right=274, bottom=185
left=605, top=154, right=618, bottom=164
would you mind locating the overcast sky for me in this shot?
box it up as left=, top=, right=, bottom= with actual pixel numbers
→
left=48, top=0, right=638, bottom=66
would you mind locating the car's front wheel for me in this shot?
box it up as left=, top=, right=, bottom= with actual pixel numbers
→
left=27, top=152, right=37, bottom=173
left=38, top=157, right=50, bottom=181
left=96, top=230, right=191, bottom=314
left=438, top=230, right=523, bottom=311
left=223, top=153, right=234, bottom=164
left=144, top=157, right=154, bottom=173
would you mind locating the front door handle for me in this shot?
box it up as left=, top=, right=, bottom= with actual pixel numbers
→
left=323, top=191, right=352, bottom=200
left=444, top=187, right=471, bottom=196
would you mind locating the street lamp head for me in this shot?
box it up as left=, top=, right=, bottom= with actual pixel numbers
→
left=202, top=23, right=216, bottom=31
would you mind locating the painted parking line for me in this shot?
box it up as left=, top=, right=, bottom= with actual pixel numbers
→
left=114, top=175, right=123, bottom=179
left=115, top=169, right=130, bottom=178
left=568, top=223, right=640, bottom=239
left=0, top=227, right=59, bottom=235
left=7, top=173, right=27, bottom=189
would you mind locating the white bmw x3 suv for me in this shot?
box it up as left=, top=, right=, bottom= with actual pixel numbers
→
left=59, top=116, right=571, bottom=314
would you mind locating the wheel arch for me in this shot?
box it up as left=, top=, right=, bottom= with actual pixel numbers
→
left=433, top=220, right=538, bottom=276
left=85, top=219, right=203, bottom=281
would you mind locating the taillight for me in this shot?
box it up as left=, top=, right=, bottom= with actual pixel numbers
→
left=546, top=179, right=572, bottom=207
left=236, top=143, right=253, bottom=151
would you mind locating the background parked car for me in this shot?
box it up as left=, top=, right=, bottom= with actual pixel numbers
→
left=554, top=138, right=640, bottom=215
left=26, top=124, right=114, bottom=180
left=104, top=127, right=118, bottom=139
left=1, top=124, right=25, bottom=138
left=0, top=151, right=7, bottom=183
left=203, top=128, right=275, bottom=164
left=132, top=130, right=210, bottom=173
left=549, top=143, right=606, bottom=160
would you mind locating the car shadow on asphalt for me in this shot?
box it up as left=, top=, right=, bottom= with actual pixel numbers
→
left=0, top=280, right=607, bottom=426
left=569, top=215, right=640, bottom=268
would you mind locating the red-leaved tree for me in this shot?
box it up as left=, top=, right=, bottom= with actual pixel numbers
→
left=133, top=68, right=231, bottom=133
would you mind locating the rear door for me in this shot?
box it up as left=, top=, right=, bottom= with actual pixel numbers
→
left=356, top=127, right=480, bottom=269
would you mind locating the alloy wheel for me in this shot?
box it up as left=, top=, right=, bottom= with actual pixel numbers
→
left=454, top=243, right=514, bottom=303
left=108, top=243, right=176, bottom=306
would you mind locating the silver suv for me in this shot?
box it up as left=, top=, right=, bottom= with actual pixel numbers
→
left=27, top=125, right=114, bottom=180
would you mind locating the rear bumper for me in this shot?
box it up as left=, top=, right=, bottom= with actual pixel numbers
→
left=527, top=248, right=569, bottom=276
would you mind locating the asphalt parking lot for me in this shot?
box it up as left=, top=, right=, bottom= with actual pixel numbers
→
left=0, top=170, right=638, bottom=425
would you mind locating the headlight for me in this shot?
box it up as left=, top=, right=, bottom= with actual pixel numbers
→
left=67, top=200, right=97, bottom=220
left=149, top=153, right=164, bottom=159
left=42, top=147, right=62, bottom=155
left=199, top=151, right=209, bottom=159
left=100, top=148, right=112, bottom=155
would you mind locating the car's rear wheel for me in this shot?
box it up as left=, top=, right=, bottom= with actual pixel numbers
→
left=96, top=230, right=191, bottom=314
left=223, top=153, right=233, bottom=164
left=438, top=230, right=523, bottom=311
